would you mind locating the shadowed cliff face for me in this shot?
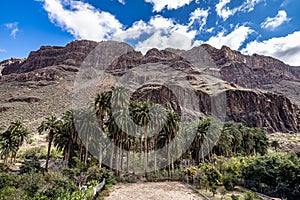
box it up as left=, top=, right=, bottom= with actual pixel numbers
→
left=106, top=47, right=300, bottom=133
left=0, top=40, right=299, bottom=133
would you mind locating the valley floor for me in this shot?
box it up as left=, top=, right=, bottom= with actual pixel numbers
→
left=105, top=182, right=205, bottom=200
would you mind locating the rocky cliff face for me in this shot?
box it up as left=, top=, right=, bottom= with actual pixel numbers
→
left=106, top=47, right=300, bottom=133
left=1, top=40, right=98, bottom=75
left=0, top=58, right=26, bottom=75
left=195, top=44, right=300, bottom=88
left=0, top=40, right=299, bottom=133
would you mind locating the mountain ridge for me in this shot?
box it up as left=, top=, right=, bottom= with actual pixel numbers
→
left=0, top=40, right=299, bottom=134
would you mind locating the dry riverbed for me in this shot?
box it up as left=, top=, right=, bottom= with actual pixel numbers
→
left=105, top=181, right=205, bottom=200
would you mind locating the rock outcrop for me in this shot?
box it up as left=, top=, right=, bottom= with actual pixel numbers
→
left=1, top=40, right=98, bottom=75
left=184, top=44, right=300, bottom=88
left=107, top=48, right=300, bottom=133
left=0, top=40, right=299, bottom=133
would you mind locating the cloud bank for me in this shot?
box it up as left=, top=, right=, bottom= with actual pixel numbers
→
left=43, top=0, right=123, bottom=40
left=242, top=31, right=300, bottom=66
left=145, top=0, right=193, bottom=12
left=261, top=10, right=290, bottom=30
left=40, top=0, right=300, bottom=65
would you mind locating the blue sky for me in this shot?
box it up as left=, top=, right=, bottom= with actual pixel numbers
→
left=1, top=0, right=300, bottom=65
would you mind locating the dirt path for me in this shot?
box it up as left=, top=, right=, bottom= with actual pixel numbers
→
left=105, top=182, right=205, bottom=200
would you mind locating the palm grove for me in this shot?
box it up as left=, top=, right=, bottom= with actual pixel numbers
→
left=0, top=86, right=299, bottom=199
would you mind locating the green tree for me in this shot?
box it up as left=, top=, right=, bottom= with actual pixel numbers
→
left=0, top=120, right=30, bottom=163
left=38, top=115, right=62, bottom=171
left=162, top=111, right=180, bottom=178
left=53, top=110, right=78, bottom=167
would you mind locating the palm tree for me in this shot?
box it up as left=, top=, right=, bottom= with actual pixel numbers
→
left=76, top=109, right=100, bottom=165
left=107, top=116, right=117, bottom=171
left=38, top=115, right=62, bottom=171
left=134, top=101, right=151, bottom=177
left=252, top=128, right=268, bottom=155
left=227, top=122, right=243, bottom=155
left=114, top=108, right=135, bottom=173
left=162, top=111, right=180, bottom=179
left=0, top=131, right=18, bottom=164
left=8, top=120, right=31, bottom=162
left=241, top=126, right=255, bottom=156
left=95, top=90, right=112, bottom=168
left=193, top=118, right=211, bottom=163
left=53, top=110, right=78, bottom=167
left=0, top=121, right=30, bottom=163
left=111, top=86, right=130, bottom=174
left=149, top=103, right=167, bottom=175
left=95, top=90, right=112, bottom=129
left=214, top=131, right=232, bottom=157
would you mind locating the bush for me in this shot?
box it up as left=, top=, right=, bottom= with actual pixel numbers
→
left=223, top=173, right=238, bottom=191
left=244, top=191, right=255, bottom=200
left=231, top=194, right=240, bottom=200
left=0, top=163, right=9, bottom=173
left=20, top=159, right=44, bottom=174
left=18, top=146, right=48, bottom=159
left=18, top=146, right=62, bottom=160
left=0, top=186, right=28, bottom=200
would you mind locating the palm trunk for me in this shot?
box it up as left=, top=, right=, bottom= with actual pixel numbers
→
left=45, top=132, right=54, bottom=171
left=99, top=142, right=103, bottom=168
left=171, top=155, right=174, bottom=179
left=144, top=132, right=148, bottom=179
left=132, top=138, right=136, bottom=176
left=140, top=137, right=143, bottom=166
left=167, top=136, right=171, bottom=179
left=84, top=139, right=89, bottom=165
left=65, top=142, right=71, bottom=167
left=110, top=138, right=115, bottom=171
left=79, top=142, right=83, bottom=162
left=116, top=142, right=120, bottom=175
left=154, top=137, right=157, bottom=175
left=126, top=150, right=130, bottom=173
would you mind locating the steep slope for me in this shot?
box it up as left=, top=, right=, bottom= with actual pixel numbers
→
left=0, top=40, right=299, bottom=134
left=106, top=48, right=300, bottom=133
left=169, top=44, right=300, bottom=106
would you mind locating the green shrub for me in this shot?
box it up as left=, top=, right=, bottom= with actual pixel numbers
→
left=223, top=173, right=238, bottom=191
left=0, top=163, right=9, bottom=173
left=18, top=146, right=48, bottom=159
left=0, top=186, right=28, bottom=200
left=20, top=159, right=44, bottom=174
left=244, top=191, right=255, bottom=200
left=231, top=194, right=240, bottom=200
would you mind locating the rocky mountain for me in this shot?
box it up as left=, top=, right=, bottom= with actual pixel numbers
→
left=0, top=40, right=299, bottom=134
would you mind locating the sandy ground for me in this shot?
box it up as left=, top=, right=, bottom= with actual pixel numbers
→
left=105, top=182, right=205, bottom=200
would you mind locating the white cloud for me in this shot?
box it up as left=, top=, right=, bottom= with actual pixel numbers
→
left=261, top=10, right=290, bottom=30
left=135, top=30, right=195, bottom=53
left=242, top=31, right=300, bottom=66
left=0, top=49, right=6, bottom=53
left=145, top=0, right=193, bottom=12
left=42, top=0, right=123, bottom=40
left=216, top=0, right=262, bottom=20
left=240, top=0, right=262, bottom=12
left=215, top=0, right=240, bottom=21
left=206, top=27, right=214, bottom=33
left=42, top=0, right=199, bottom=51
left=115, top=15, right=198, bottom=53
left=118, top=0, right=125, bottom=5
left=189, top=8, right=209, bottom=32
left=206, top=26, right=254, bottom=50
left=5, top=22, right=19, bottom=38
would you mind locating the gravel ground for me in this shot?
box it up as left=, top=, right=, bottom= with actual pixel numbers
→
left=105, top=182, right=205, bottom=200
